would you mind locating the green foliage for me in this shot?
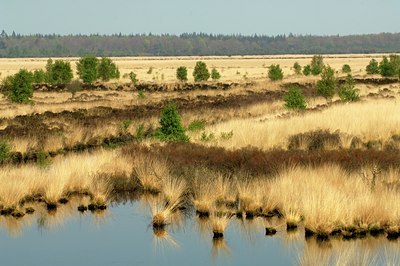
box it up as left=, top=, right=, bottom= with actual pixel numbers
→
left=310, top=55, right=324, bottom=75
left=66, top=79, right=82, bottom=98
left=211, top=68, right=221, bottom=80
left=0, top=140, right=10, bottom=163
left=316, top=66, right=336, bottom=101
left=137, top=90, right=145, bottom=99
left=2, top=69, right=34, bottom=103
left=187, top=119, right=206, bottom=132
left=155, top=103, right=189, bottom=142
left=341, top=64, right=351, bottom=74
left=129, top=72, right=138, bottom=85
left=220, top=130, right=234, bottom=140
left=176, top=66, right=188, bottom=81
left=97, top=57, right=120, bottom=81
left=76, top=56, right=99, bottom=84
left=193, top=61, right=210, bottom=82
left=33, top=69, right=46, bottom=83
left=37, top=151, right=51, bottom=169
left=366, top=59, right=380, bottom=74
left=303, top=65, right=311, bottom=76
left=293, top=62, right=302, bottom=75
left=338, top=74, right=360, bottom=102
left=268, top=64, right=284, bottom=81
left=47, top=60, right=73, bottom=85
left=284, top=86, right=307, bottom=110
left=120, top=119, right=132, bottom=133
left=135, top=123, right=146, bottom=142
left=200, top=132, right=215, bottom=142
left=379, top=55, right=400, bottom=77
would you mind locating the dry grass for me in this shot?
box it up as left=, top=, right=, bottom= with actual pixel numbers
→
left=133, top=154, right=169, bottom=192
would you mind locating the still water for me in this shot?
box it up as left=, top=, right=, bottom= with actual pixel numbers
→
left=0, top=199, right=398, bottom=266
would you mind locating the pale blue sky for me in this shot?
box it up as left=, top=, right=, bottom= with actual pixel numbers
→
left=0, top=0, right=399, bottom=36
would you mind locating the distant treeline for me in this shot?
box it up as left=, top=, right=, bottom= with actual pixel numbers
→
left=0, top=31, right=400, bottom=57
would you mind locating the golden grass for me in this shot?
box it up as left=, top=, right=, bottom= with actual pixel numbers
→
left=133, top=154, right=169, bottom=192
left=210, top=212, right=232, bottom=235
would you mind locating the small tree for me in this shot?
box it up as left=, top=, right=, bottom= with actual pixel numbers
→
left=97, top=57, right=120, bottom=81
left=268, top=64, right=284, bottom=81
left=76, top=56, right=98, bottom=84
left=211, top=68, right=221, bottom=80
left=129, top=72, right=138, bottom=85
left=2, top=69, right=34, bottom=103
left=316, top=66, right=336, bottom=101
left=310, top=55, right=324, bottom=75
left=176, top=66, right=188, bottom=81
left=293, top=62, right=302, bottom=75
left=47, top=60, right=73, bottom=85
left=341, top=64, right=351, bottom=74
left=338, top=74, right=359, bottom=102
left=303, top=65, right=312, bottom=76
left=33, top=69, right=46, bottom=83
left=0, top=140, right=10, bottom=164
left=366, top=59, right=380, bottom=74
left=155, top=103, right=189, bottom=142
left=284, top=86, right=307, bottom=110
left=193, top=61, right=210, bottom=82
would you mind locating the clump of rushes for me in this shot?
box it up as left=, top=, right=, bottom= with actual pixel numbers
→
left=192, top=175, right=216, bottom=217
left=133, top=154, right=169, bottom=193
left=236, top=178, right=264, bottom=219
left=210, top=212, right=232, bottom=239
left=88, top=177, right=111, bottom=211
left=284, top=209, right=302, bottom=231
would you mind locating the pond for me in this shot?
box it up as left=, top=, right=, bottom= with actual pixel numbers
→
left=0, top=198, right=398, bottom=266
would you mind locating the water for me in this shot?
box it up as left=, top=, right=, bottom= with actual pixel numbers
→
left=0, top=199, right=398, bottom=266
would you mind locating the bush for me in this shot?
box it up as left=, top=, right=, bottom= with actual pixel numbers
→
left=379, top=55, right=400, bottom=77
left=293, top=62, right=302, bottom=75
left=366, top=59, right=380, bottom=74
left=316, top=66, right=336, bottom=101
left=268, top=64, right=284, bottom=81
left=76, top=56, right=98, bottom=84
left=211, top=68, right=221, bottom=80
left=302, top=65, right=312, bottom=76
left=193, top=61, right=210, bottom=82
left=284, top=86, right=307, bottom=110
left=97, top=57, right=120, bottom=81
left=311, top=55, right=324, bottom=75
left=338, top=74, right=359, bottom=102
left=32, top=69, right=46, bottom=83
left=187, top=119, right=206, bottom=132
left=0, top=140, right=10, bottom=163
left=2, top=69, right=34, bottom=103
left=47, top=60, right=73, bottom=85
left=176, top=66, right=188, bottom=81
left=129, top=72, right=138, bottom=85
left=155, top=103, right=189, bottom=142
left=341, top=64, right=351, bottom=74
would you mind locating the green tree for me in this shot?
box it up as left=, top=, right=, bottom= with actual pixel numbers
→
left=0, top=140, right=10, bottom=163
left=76, top=56, right=98, bottom=84
left=155, top=103, right=189, bottom=142
left=338, top=74, right=359, bottom=102
left=97, top=57, right=120, bottom=81
left=293, top=62, right=302, bottom=75
left=193, top=61, right=210, bottom=82
left=211, top=68, right=221, bottom=80
left=284, top=86, right=307, bottom=110
left=47, top=60, right=73, bottom=85
left=268, top=64, right=284, bottom=81
left=379, top=56, right=395, bottom=77
left=366, top=59, right=380, bottom=74
left=32, top=69, right=46, bottom=83
left=310, top=55, right=324, bottom=75
left=341, top=64, right=351, bottom=74
left=176, top=66, right=188, bottom=81
left=129, top=72, right=138, bottom=85
left=303, top=65, right=312, bottom=76
left=2, top=69, right=34, bottom=103
left=316, top=66, right=336, bottom=101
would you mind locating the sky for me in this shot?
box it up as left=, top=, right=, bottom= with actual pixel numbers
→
left=0, top=0, right=399, bottom=36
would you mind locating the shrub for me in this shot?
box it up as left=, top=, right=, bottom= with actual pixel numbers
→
left=33, top=69, right=46, bottom=83
left=211, top=68, right=221, bottom=80
left=193, top=61, right=210, bottom=82
left=200, top=132, right=215, bottom=142
left=76, top=56, right=98, bottom=84
left=293, top=62, right=302, bottom=75
left=47, top=60, right=73, bottom=85
left=0, top=140, right=10, bottom=163
left=379, top=55, right=400, bottom=77
left=155, top=103, right=189, bottom=142
left=220, top=130, right=234, bottom=140
left=303, top=65, right=312, bottom=76
left=176, top=66, right=188, bottom=81
left=338, top=74, right=359, bottom=102
left=341, top=64, right=351, bottom=74
left=129, top=72, right=138, bottom=85
left=2, top=69, right=34, bottom=103
left=366, top=59, right=380, bottom=74
left=268, top=64, right=284, bottom=81
left=97, top=57, right=120, bottom=81
left=316, top=66, right=336, bottom=101
left=187, top=119, right=206, bottom=132
left=284, top=86, right=307, bottom=110
left=310, top=55, right=324, bottom=75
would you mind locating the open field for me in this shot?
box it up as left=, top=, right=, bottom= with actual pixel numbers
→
left=0, top=55, right=400, bottom=248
